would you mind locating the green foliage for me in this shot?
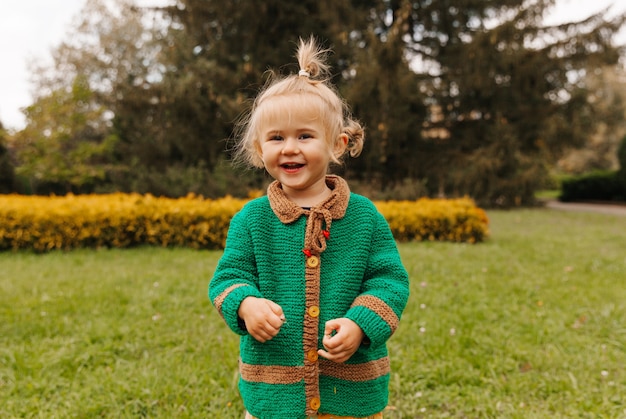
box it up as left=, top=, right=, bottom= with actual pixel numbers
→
left=618, top=135, right=626, bottom=174
left=407, top=2, right=625, bottom=206
left=446, top=121, right=547, bottom=207
left=7, top=0, right=626, bottom=203
left=1, top=209, right=625, bottom=417
left=101, top=158, right=264, bottom=199
left=11, top=76, right=117, bottom=194
left=340, top=10, right=428, bottom=186
left=110, top=0, right=368, bottom=195
left=0, top=123, right=15, bottom=193
left=559, top=170, right=626, bottom=202
left=556, top=67, right=626, bottom=175
left=147, top=0, right=626, bottom=204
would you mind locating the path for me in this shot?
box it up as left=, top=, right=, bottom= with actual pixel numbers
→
left=544, top=200, right=626, bottom=216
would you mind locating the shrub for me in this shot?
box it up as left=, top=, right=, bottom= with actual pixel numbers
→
left=559, top=170, right=626, bottom=203
left=0, top=193, right=246, bottom=252
left=376, top=197, right=489, bottom=243
left=0, top=194, right=489, bottom=252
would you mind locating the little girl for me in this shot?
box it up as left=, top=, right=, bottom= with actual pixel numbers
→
left=209, top=37, right=409, bottom=419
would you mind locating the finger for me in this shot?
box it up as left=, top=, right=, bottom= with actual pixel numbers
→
left=256, top=327, right=276, bottom=342
left=266, top=300, right=284, bottom=318
left=250, top=322, right=276, bottom=343
left=265, top=314, right=284, bottom=330
left=317, top=349, right=337, bottom=361
left=323, top=320, right=340, bottom=336
left=322, top=327, right=340, bottom=350
left=317, top=348, right=333, bottom=359
left=318, top=348, right=348, bottom=363
left=322, top=333, right=340, bottom=351
left=264, top=319, right=283, bottom=337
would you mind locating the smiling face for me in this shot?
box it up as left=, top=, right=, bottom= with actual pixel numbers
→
left=255, top=94, right=345, bottom=207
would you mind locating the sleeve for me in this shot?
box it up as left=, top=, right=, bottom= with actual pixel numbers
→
left=208, top=207, right=263, bottom=335
left=345, top=209, right=410, bottom=349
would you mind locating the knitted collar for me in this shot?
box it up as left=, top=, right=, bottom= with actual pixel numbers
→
left=267, top=175, right=350, bottom=254
left=267, top=175, right=350, bottom=224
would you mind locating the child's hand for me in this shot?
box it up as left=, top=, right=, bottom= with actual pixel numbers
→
left=238, top=297, right=285, bottom=343
left=318, top=318, right=365, bottom=363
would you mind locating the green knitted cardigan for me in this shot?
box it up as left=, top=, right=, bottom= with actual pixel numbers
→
left=209, top=176, right=409, bottom=418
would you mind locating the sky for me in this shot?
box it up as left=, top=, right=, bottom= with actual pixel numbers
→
left=1, top=0, right=625, bottom=131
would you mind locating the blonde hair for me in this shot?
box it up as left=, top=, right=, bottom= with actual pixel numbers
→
left=233, top=36, right=364, bottom=168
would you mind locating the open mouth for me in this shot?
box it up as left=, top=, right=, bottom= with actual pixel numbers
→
left=281, top=163, right=305, bottom=169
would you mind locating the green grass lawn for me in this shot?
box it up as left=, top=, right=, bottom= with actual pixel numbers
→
left=1, top=208, right=625, bottom=418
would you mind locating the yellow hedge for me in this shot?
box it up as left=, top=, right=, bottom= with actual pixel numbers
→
left=0, top=194, right=488, bottom=251
left=375, top=198, right=489, bottom=244
left=0, top=193, right=246, bottom=252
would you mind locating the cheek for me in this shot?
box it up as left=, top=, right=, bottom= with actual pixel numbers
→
left=255, top=141, right=266, bottom=158
left=259, top=143, right=279, bottom=165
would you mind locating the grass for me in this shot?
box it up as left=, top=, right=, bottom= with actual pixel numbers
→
left=1, top=208, right=625, bottom=418
left=534, top=189, right=561, bottom=201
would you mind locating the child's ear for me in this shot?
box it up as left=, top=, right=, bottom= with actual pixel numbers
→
left=333, top=134, right=349, bottom=158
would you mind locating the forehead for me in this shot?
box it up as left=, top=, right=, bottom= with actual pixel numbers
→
left=255, top=94, right=326, bottom=132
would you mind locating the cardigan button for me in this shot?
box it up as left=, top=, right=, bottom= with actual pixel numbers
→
left=310, top=397, right=321, bottom=410
left=307, top=349, right=318, bottom=362
left=308, top=306, right=320, bottom=317
left=306, top=255, right=319, bottom=268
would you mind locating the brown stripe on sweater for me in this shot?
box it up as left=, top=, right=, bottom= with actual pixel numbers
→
left=238, top=357, right=390, bottom=385
left=239, top=359, right=304, bottom=384
left=213, top=284, right=248, bottom=316
left=319, top=357, right=390, bottom=382
left=351, top=295, right=400, bottom=333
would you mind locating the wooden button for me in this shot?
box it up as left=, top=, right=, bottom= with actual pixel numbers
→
left=308, top=306, right=320, bottom=317
left=310, top=397, right=321, bottom=410
left=307, top=349, right=318, bottom=362
left=306, top=255, right=319, bottom=268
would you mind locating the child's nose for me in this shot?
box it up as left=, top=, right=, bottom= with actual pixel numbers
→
left=281, top=137, right=300, bottom=154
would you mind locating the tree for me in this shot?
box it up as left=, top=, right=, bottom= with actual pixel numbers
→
left=12, top=76, right=117, bottom=194
left=107, top=0, right=377, bottom=196
left=557, top=65, right=626, bottom=174
left=341, top=2, right=428, bottom=188
left=388, top=0, right=626, bottom=205
left=617, top=134, right=626, bottom=186
left=0, top=121, right=15, bottom=193
left=19, top=0, right=168, bottom=193
left=13, top=0, right=626, bottom=204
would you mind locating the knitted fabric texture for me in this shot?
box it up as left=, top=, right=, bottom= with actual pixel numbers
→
left=209, top=175, right=409, bottom=418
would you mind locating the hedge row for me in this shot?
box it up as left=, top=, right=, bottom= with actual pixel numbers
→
left=0, top=193, right=489, bottom=252
left=375, top=198, right=489, bottom=244
left=559, top=170, right=626, bottom=203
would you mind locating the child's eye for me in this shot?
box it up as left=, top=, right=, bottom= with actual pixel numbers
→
left=268, top=135, right=283, bottom=141
left=298, top=133, right=312, bottom=140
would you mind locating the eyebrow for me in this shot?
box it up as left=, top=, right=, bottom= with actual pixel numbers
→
left=263, top=127, right=320, bottom=136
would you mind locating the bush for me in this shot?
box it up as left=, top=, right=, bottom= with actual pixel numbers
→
left=376, top=197, right=489, bottom=243
left=0, top=193, right=246, bottom=252
left=0, top=194, right=489, bottom=252
left=559, top=170, right=626, bottom=202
